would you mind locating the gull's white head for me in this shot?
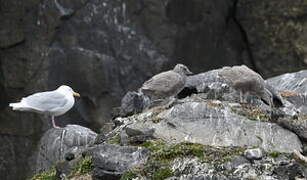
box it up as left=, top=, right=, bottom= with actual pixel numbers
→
left=57, top=85, right=80, bottom=97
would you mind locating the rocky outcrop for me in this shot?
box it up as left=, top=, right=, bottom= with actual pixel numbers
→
left=266, top=70, right=307, bottom=141
left=121, top=98, right=301, bottom=153
left=31, top=65, right=307, bottom=180
left=267, top=70, right=307, bottom=94
left=34, top=125, right=97, bottom=173
left=107, top=65, right=307, bottom=179
left=86, top=144, right=149, bottom=180
left=167, top=154, right=307, bottom=180
left=114, top=65, right=306, bottom=154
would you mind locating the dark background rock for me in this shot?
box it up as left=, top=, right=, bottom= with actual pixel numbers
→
left=1, top=0, right=307, bottom=179
left=237, top=0, right=307, bottom=77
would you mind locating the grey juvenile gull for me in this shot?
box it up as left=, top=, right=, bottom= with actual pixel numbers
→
left=140, top=64, right=192, bottom=101
left=9, top=85, right=80, bottom=128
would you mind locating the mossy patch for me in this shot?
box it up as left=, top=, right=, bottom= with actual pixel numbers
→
left=69, top=156, right=93, bottom=178
left=30, top=168, right=56, bottom=180
left=120, top=171, right=138, bottom=180
left=152, top=142, right=205, bottom=162
left=107, top=134, right=121, bottom=144
left=268, top=151, right=281, bottom=158
left=139, top=141, right=166, bottom=152
left=152, top=168, right=174, bottom=180
left=127, top=141, right=246, bottom=179
left=200, top=146, right=246, bottom=164
left=140, top=141, right=245, bottom=164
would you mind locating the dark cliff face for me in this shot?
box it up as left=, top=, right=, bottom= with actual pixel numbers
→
left=132, top=0, right=251, bottom=73
left=237, top=0, right=307, bottom=77
left=1, top=0, right=307, bottom=179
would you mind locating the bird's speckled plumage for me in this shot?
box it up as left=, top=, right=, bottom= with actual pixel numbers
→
left=140, top=64, right=192, bottom=100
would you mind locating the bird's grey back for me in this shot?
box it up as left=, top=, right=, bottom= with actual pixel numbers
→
left=23, top=91, right=68, bottom=111
left=141, top=70, right=186, bottom=99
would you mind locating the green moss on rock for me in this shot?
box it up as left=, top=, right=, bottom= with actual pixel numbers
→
left=152, top=142, right=205, bottom=162
left=268, top=151, right=281, bottom=158
left=134, top=141, right=246, bottom=179
left=69, top=156, right=93, bottom=177
left=120, top=170, right=138, bottom=180
left=107, top=134, right=121, bottom=144
left=30, top=168, right=56, bottom=180
left=140, top=141, right=166, bottom=152
left=152, top=168, right=174, bottom=180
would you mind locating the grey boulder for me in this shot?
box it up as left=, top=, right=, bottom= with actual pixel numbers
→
left=267, top=70, right=307, bottom=141
left=119, top=91, right=149, bottom=117
left=243, top=148, right=265, bottom=160
left=85, top=144, right=149, bottom=180
left=34, top=125, right=97, bottom=173
left=121, top=99, right=302, bottom=153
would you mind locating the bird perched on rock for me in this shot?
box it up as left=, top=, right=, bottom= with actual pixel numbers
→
left=140, top=64, right=192, bottom=101
left=9, top=85, right=80, bottom=128
left=219, top=65, right=281, bottom=107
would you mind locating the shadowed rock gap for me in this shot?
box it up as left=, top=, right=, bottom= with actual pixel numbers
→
left=177, top=87, right=198, bottom=99
left=232, top=0, right=259, bottom=74
left=0, top=60, right=8, bottom=108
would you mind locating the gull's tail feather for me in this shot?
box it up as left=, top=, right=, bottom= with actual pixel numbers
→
left=9, top=102, right=30, bottom=111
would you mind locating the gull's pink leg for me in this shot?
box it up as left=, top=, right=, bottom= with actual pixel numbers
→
left=51, top=116, right=60, bottom=128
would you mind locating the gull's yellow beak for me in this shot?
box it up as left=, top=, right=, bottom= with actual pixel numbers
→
left=73, top=91, right=80, bottom=97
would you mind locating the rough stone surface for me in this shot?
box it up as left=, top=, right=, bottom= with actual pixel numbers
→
left=266, top=70, right=307, bottom=142
left=276, top=117, right=307, bottom=142
left=34, top=125, right=97, bottom=173
left=0, top=135, right=36, bottom=180
left=266, top=70, right=307, bottom=93
left=165, top=154, right=307, bottom=180
left=125, top=125, right=155, bottom=137
left=85, top=144, right=149, bottom=180
left=116, top=99, right=302, bottom=153
left=266, top=70, right=307, bottom=115
left=119, top=91, right=148, bottom=117
left=160, top=101, right=301, bottom=152
left=244, top=148, right=265, bottom=160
